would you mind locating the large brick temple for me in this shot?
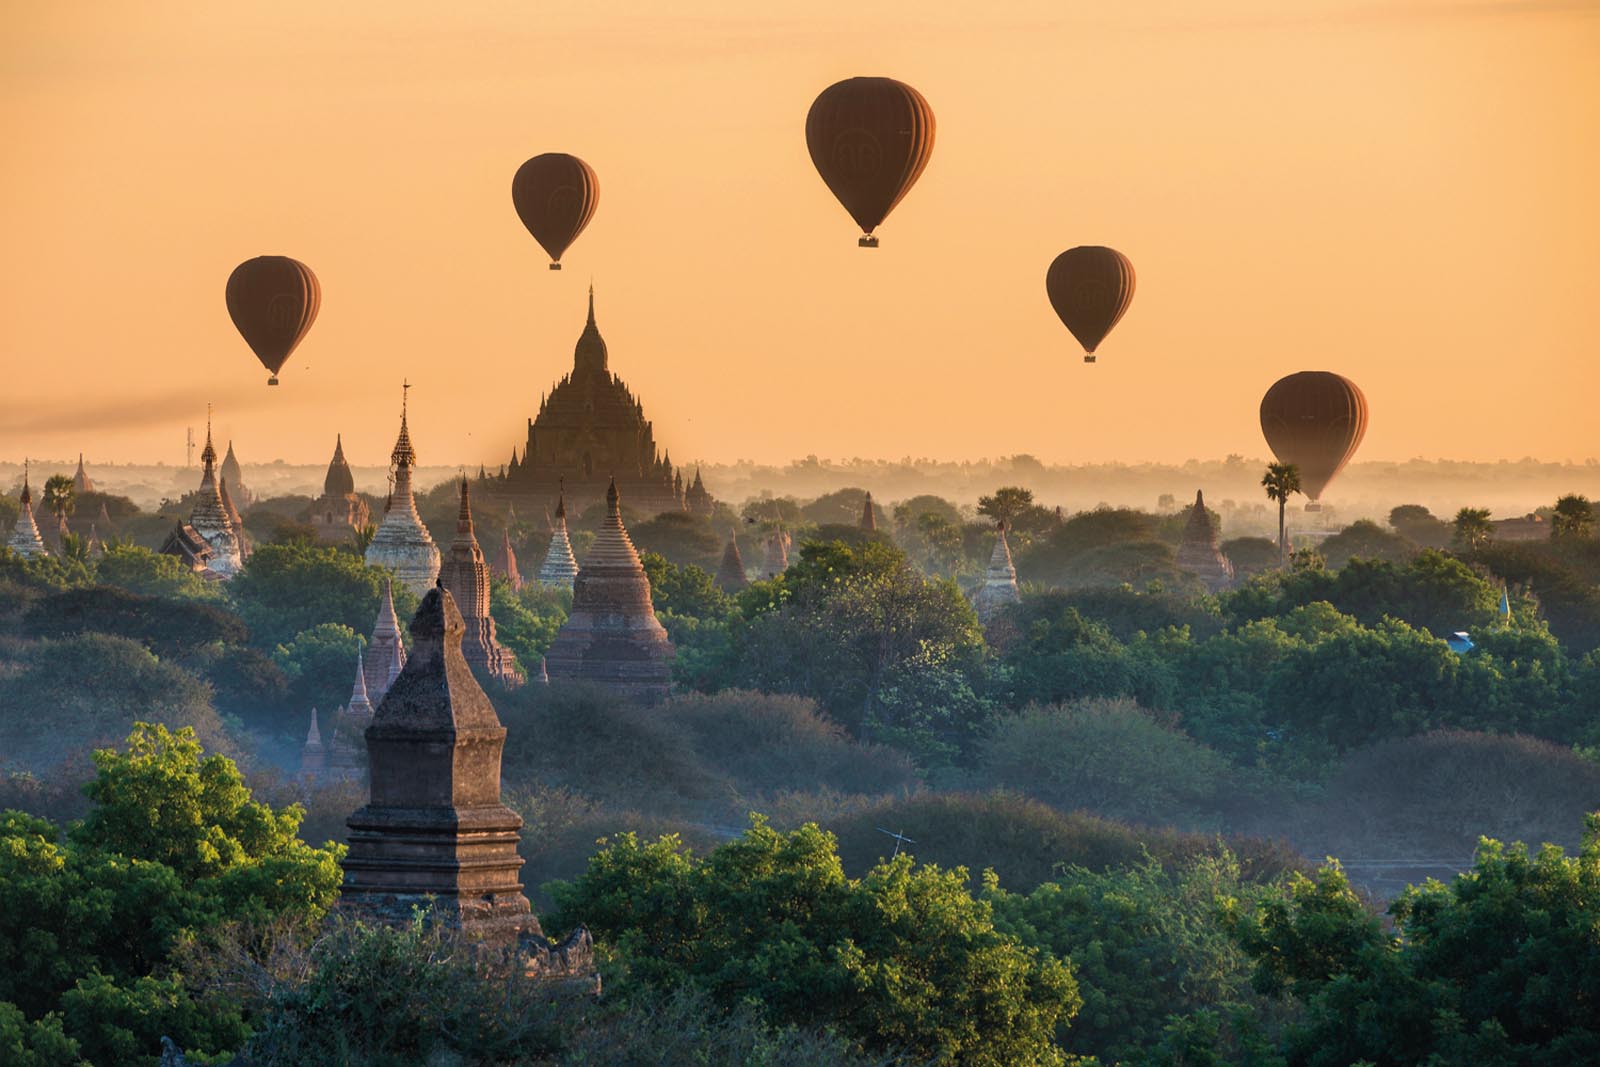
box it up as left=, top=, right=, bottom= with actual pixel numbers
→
left=487, top=289, right=713, bottom=520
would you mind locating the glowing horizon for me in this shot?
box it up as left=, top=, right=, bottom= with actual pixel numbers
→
left=3, top=2, right=1597, bottom=469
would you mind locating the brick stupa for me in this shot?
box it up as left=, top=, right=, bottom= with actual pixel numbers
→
left=340, top=584, right=536, bottom=938
left=544, top=478, right=675, bottom=703
left=307, top=434, right=371, bottom=543
left=1175, top=490, right=1235, bottom=593
left=439, top=477, right=523, bottom=687
left=363, top=579, right=407, bottom=703
left=715, top=532, right=749, bottom=592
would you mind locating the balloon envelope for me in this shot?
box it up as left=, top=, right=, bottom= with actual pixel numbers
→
left=805, top=77, right=935, bottom=244
left=511, top=153, right=599, bottom=267
left=225, top=256, right=320, bottom=384
left=1259, top=371, right=1369, bottom=502
left=1045, top=247, right=1136, bottom=361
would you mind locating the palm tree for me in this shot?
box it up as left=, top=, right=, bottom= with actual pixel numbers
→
left=41, top=474, right=75, bottom=520
left=1261, top=463, right=1302, bottom=563
left=1452, top=507, right=1494, bottom=551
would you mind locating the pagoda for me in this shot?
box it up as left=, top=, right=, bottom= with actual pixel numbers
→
left=1175, top=490, right=1235, bottom=593
left=544, top=479, right=675, bottom=703
left=715, top=532, right=749, bottom=592
left=438, top=478, right=523, bottom=687
left=72, top=454, right=94, bottom=495
left=218, top=477, right=249, bottom=561
left=308, top=435, right=371, bottom=542
left=685, top=468, right=713, bottom=517
left=339, top=586, right=537, bottom=938
left=860, top=492, right=877, bottom=531
left=760, top=528, right=790, bottom=579
left=492, top=289, right=709, bottom=520
left=365, top=386, right=441, bottom=595
left=536, top=487, right=579, bottom=590
left=186, top=417, right=242, bottom=578
left=299, top=708, right=327, bottom=778
left=492, top=527, right=523, bottom=591
left=8, top=465, right=46, bottom=559
left=971, top=522, right=1021, bottom=624
left=329, top=653, right=376, bottom=779
left=220, top=441, right=253, bottom=508
left=363, top=579, right=407, bottom=703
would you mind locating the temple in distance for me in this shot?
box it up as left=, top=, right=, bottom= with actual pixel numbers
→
left=488, top=289, right=714, bottom=521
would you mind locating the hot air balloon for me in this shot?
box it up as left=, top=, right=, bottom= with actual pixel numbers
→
left=225, top=256, right=320, bottom=386
left=1259, top=371, right=1369, bottom=509
left=1045, top=247, right=1136, bottom=363
left=511, top=153, right=599, bottom=270
left=805, top=77, right=935, bottom=247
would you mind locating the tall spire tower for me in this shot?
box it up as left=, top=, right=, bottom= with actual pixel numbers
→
left=971, top=521, right=1021, bottom=624
left=536, top=483, right=579, bottom=590
left=439, top=478, right=523, bottom=687
left=188, top=409, right=243, bottom=577
left=7, top=461, right=47, bottom=559
left=363, top=578, right=407, bottom=703
left=365, top=383, right=441, bottom=594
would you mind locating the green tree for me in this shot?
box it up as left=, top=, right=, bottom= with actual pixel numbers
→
left=1229, top=817, right=1600, bottom=1067
left=488, top=578, right=568, bottom=674
left=272, top=623, right=363, bottom=717
left=985, top=853, right=1282, bottom=1064
left=978, top=486, right=1036, bottom=527
left=548, top=817, right=1079, bottom=1067
left=229, top=541, right=417, bottom=649
left=1452, top=506, right=1494, bottom=551
left=41, top=474, right=75, bottom=520
left=631, top=511, right=723, bottom=568
left=713, top=540, right=989, bottom=753
left=1552, top=494, right=1594, bottom=540
left=1261, top=464, right=1301, bottom=563
left=0, top=725, right=343, bottom=1063
left=93, top=544, right=220, bottom=600
left=1318, top=518, right=1418, bottom=569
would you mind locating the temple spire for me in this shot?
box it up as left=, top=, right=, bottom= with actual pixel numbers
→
left=860, top=492, right=877, bottom=532
left=366, top=382, right=440, bottom=594
left=971, top=521, right=1021, bottom=624
left=439, top=479, right=522, bottom=686
left=8, top=460, right=46, bottom=559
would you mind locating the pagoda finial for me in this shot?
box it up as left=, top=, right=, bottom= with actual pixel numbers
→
left=587, top=283, right=595, bottom=325
left=606, top=476, right=620, bottom=512
left=457, top=475, right=474, bottom=532
left=20, top=458, right=30, bottom=505
left=555, top=475, right=566, bottom=520
left=202, top=404, right=217, bottom=468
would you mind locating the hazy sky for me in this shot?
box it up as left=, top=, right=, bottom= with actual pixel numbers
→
left=3, top=1, right=1597, bottom=470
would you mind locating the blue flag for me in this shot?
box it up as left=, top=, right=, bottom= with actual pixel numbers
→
left=1500, top=588, right=1511, bottom=619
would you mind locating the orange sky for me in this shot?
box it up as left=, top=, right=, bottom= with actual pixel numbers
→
left=3, top=1, right=1597, bottom=470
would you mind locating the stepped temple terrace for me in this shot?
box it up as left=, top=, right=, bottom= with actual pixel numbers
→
left=487, top=289, right=714, bottom=520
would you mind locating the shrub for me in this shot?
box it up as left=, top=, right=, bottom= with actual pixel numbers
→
left=1300, top=730, right=1600, bottom=861
left=976, top=698, right=1232, bottom=825
left=660, top=690, right=918, bottom=798
left=822, top=791, right=1306, bottom=893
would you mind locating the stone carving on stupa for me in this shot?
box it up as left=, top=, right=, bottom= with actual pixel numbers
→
left=760, top=527, right=791, bottom=579
left=439, top=478, right=523, bottom=687
left=536, top=485, right=579, bottom=590
left=220, top=440, right=254, bottom=508
left=544, top=479, right=675, bottom=703
left=329, top=653, right=375, bottom=779
left=1175, top=489, right=1235, bottom=593
left=299, top=708, right=327, bottom=778
left=971, top=521, right=1022, bottom=624
left=492, top=289, right=713, bottom=520
left=364, top=385, right=441, bottom=595
left=72, top=453, right=95, bottom=495
left=363, top=579, right=407, bottom=704
left=308, top=434, right=371, bottom=543
left=340, top=584, right=595, bottom=980
left=8, top=464, right=47, bottom=559
left=187, top=416, right=243, bottom=578
left=715, top=531, right=749, bottom=593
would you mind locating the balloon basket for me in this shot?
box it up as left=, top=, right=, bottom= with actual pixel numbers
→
left=1083, top=355, right=1096, bottom=364
left=858, top=235, right=879, bottom=248
left=549, top=262, right=562, bottom=271
left=268, top=377, right=279, bottom=386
